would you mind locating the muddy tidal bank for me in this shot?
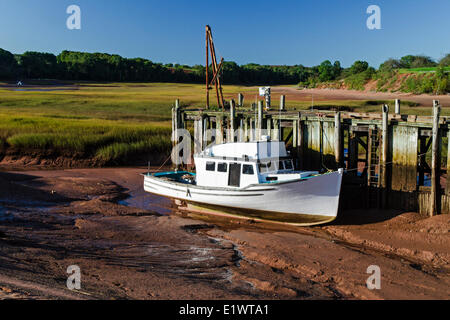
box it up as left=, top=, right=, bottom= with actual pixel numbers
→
left=0, top=168, right=448, bottom=299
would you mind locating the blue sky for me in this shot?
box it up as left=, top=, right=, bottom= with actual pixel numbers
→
left=0, top=0, right=449, bottom=68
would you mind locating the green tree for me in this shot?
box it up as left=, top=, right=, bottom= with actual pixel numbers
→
left=410, top=55, right=436, bottom=68
left=399, top=55, right=415, bottom=68
left=333, top=61, right=342, bottom=79
left=349, top=61, right=369, bottom=75
left=400, top=55, right=436, bottom=68
left=18, top=51, right=58, bottom=79
left=221, top=61, right=240, bottom=84
left=379, top=58, right=402, bottom=71
left=439, top=54, right=450, bottom=66
left=318, top=60, right=335, bottom=81
left=0, top=48, right=18, bottom=79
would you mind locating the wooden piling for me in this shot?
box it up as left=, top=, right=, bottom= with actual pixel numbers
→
left=272, top=119, right=280, bottom=141
left=238, top=118, right=244, bottom=142
left=280, top=95, right=286, bottom=111
left=348, top=127, right=358, bottom=176
left=238, top=93, right=244, bottom=107
left=381, top=104, right=389, bottom=207
left=418, top=136, right=427, bottom=186
left=266, top=117, right=272, bottom=139
left=257, top=101, right=263, bottom=140
left=172, top=100, right=181, bottom=144
left=430, top=100, right=441, bottom=216
left=243, top=118, right=249, bottom=142
left=171, top=99, right=181, bottom=169
left=298, top=120, right=304, bottom=170
left=249, top=118, right=254, bottom=142
left=391, top=125, right=418, bottom=192
left=447, top=133, right=450, bottom=195
left=194, top=115, right=204, bottom=155
left=229, top=100, right=235, bottom=142
left=395, top=99, right=401, bottom=115
left=216, top=116, right=223, bottom=144
left=334, top=112, right=342, bottom=167
left=292, top=120, right=298, bottom=151
left=203, top=116, right=209, bottom=148
left=172, top=99, right=180, bottom=141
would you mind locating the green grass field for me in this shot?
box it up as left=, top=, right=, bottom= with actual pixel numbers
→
left=398, top=66, right=450, bottom=74
left=0, top=82, right=445, bottom=165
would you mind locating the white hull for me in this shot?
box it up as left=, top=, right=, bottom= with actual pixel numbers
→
left=143, top=170, right=343, bottom=225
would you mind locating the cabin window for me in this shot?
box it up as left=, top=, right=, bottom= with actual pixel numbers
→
left=277, top=160, right=285, bottom=170
left=284, top=160, right=293, bottom=170
left=206, top=161, right=216, bottom=171
left=242, top=164, right=254, bottom=175
left=258, top=161, right=272, bottom=173
left=217, top=162, right=227, bottom=172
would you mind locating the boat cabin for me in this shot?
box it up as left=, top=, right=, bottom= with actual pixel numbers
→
left=194, top=136, right=318, bottom=188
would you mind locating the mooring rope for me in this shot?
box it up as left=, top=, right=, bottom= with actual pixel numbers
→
left=152, top=153, right=172, bottom=173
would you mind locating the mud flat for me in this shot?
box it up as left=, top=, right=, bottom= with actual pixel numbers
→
left=0, top=168, right=448, bottom=299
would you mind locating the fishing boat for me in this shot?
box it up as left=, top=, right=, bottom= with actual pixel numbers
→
left=143, top=136, right=343, bottom=226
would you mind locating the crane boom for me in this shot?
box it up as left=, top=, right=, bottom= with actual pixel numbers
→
left=205, top=25, right=225, bottom=110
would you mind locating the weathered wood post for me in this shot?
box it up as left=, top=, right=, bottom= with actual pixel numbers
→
left=297, top=119, right=304, bottom=170
left=272, top=119, right=280, bottom=141
left=229, top=99, right=236, bottom=142
left=266, top=117, right=272, bottom=139
left=293, top=118, right=303, bottom=169
left=243, top=117, right=249, bottom=142
left=348, top=127, right=358, bottom=176
left=171, top=99, right=181, bottom=169
left=194, top=115, right=204, bottom=155
left=238, top=93, right=244, bottom=107
left=257, top=101, right=263, bottom=140
left=446, top=132, right=450, bottom=197
left=418, top=137, right=427, bottom=186
left=280, top=95, right=286, bottom=111
left=381, top=104, right=389, bottom=208
left=334, top=112, right=342, bottom=168
left=238, top=118, right=244, bottom=142
left=216, top=116, right=224, bottom=144
left=202, top=116, right=211, bottom=148
left=292, top=119, right=298, bottom=154
left=430, top=100, right=441, bottom=216
left=172, top=99, right=180, bottom=139
left=394, top=99, right=401, bottom=115
left=250, top=117, right=255, bottom=141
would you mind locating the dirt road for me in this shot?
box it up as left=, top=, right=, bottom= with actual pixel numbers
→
left=269, top=87, right=450, bottom=107
left=0, top=168, right=448, bottom=299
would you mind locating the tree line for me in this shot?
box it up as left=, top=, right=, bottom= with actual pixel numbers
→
left=0, top=48, right=449, bottom=87
left=0, top=48, right=312, bottom=84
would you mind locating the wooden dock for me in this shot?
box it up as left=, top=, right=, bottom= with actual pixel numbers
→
left=171, top=97, right=450, bottom=216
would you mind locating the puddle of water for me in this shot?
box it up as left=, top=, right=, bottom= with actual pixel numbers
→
left=118, top=187, right=172, bottom=215
left=0, top=199, right=54, bottom=208
left=0, top=205, right=12, bottom=222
